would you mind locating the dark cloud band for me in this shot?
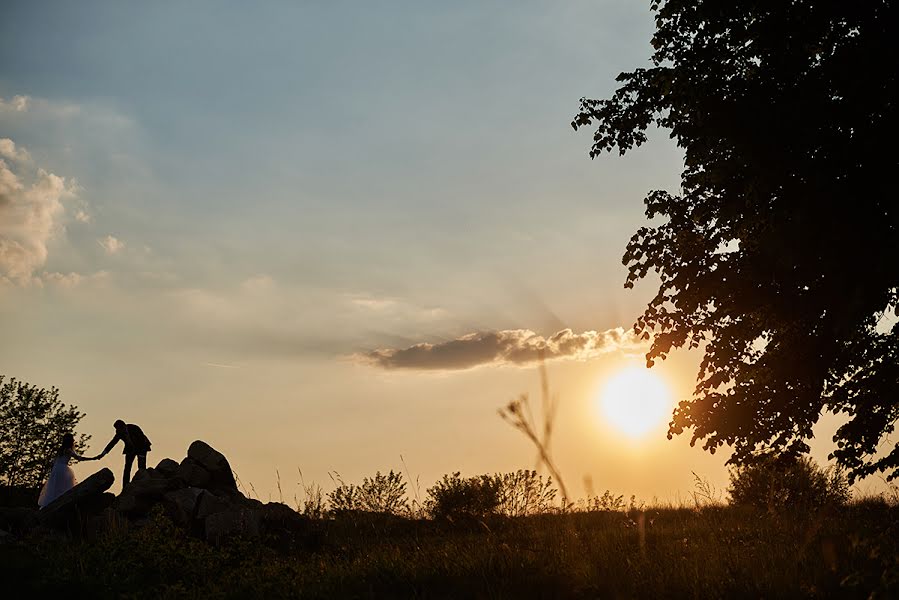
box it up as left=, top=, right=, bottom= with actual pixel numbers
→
left=359, top=327, right=645, bottom=371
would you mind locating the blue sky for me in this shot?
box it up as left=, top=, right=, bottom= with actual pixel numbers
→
left=6, top=1, right=844, bottom=501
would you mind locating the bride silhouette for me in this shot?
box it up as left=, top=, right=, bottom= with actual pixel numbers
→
left=38, top=433, right=95, bottom=508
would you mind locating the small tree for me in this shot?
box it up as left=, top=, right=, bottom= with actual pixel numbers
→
left=728, top=453, right=850, bottom=512
left=0, top=376, right=89, bottom=488
left=327, top=470, right=409, bottom=516
left=358, top=470, right=408, bottom=515
left=426, top=472, right=502, bottom=520
left=327, top=481, right=360, bottom=515
left=495, top=470, right=557, bottom=517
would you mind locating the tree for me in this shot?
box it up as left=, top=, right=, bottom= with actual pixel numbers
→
left=0, top=376, right=89, bottom=488
left=728, top=453, right=850, bottom=511
left=573, top=1, right=898, bottom=481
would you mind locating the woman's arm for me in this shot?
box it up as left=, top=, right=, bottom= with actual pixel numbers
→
left=66, top=448, right=94, bottom=461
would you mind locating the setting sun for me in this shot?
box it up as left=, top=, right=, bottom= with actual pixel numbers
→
left=598, top=366, right=672, bottom=438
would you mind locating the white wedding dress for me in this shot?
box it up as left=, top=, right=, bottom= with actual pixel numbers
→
left=38, top=452, right=78, bottom=508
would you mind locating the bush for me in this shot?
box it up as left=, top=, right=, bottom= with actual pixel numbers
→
left=495, top=470, right=557, bottom=517
left=583, top=490, right=626, bottom=512
left=728, top=453, right=850, bottom=511
left=327, top=470, right=409, bottom=516
left=426, top=472, right=501, bottom=520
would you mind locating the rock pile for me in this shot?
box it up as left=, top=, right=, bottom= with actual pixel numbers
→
left=7, top=440, right=310, bottom=545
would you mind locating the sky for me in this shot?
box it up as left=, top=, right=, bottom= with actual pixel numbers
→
left=0, top=1, right=871, bottom=501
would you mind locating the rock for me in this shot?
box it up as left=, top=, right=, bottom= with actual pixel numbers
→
left=245, top=497, right=265, bottom=510
left=114, top=492, right=156, bottom=518
left=131, top=468, right=155, bottom=483
left=124, top=476, right=179, bottom=498
left=205, top=508, right=261, bottom=544
left=155, top=458, right=179, bottom=477
left=187, top=441, right=237, bottom=492
left=196, top=491, right=235, bottom=520
left=39, top=468, right=115, bottom=531
left=115, top=476, right=178, bottom=518
left=176, top=457, right=212, bottom=488
left=0, top=506, right=38, bottom=534
left=261, top=502, right=304, bottom=525
left=163, top=487, right=204, bottom=527
left=259, top=502, right=311, bottom=536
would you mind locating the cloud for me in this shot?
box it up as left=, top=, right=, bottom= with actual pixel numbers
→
left=0, top=148, right=78, bottom=285
left=359, top=327, right=647, bottom=371
left=40, top=270, right=110, bottom=289
left=98, top=235, right=125, bottom=254
left=0, top=138, right=31, bottom=163
left=0, top=95, right=30, bottom=113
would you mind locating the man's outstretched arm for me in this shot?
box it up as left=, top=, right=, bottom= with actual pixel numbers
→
left=95, top=434, right=121, bottom=459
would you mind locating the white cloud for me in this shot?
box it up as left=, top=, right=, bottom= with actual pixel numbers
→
left=98, top=235, right=125, bottom=255
left=0, top=150, right=78, bottom=285
left=41, top=270, right=110, bottom=289
left=0, top=95, right=30, bottom=113
left=0, top=138, right=31, bottom=163
left=74, top=209, right=91, bottom=223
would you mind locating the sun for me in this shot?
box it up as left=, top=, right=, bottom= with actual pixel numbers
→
left=598, top=366, right=672, bottom=438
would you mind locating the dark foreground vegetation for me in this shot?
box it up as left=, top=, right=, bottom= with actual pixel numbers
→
left=2, top=498, right=897, bottom=599
left=2, top=443, right=897, bottom=599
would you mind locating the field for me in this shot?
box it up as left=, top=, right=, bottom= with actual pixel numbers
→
left=3, top=499, right=896, bottom=599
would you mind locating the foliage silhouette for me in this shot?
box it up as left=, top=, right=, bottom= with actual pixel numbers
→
left=728, top=453, right=850, bottom=512
left=495, top=470, right=558, bottom=517
left=583, top=490, right=627, bottom=512
left=573, top=0, right=899, bottom=481
left=425, top=472, right=502, bottom=520
left=0, top=375, right=89, bottom=488
left=327, top=470, right=408, bottom=516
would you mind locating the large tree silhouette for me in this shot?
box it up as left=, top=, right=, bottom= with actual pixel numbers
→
left=573, top=1, right=898, bottom=481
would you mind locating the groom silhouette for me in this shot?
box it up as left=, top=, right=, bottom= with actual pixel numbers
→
left=96, top=420, right=152, bottom=485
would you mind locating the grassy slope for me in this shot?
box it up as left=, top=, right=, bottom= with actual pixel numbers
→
left=3, top=502, right=896, bottom=599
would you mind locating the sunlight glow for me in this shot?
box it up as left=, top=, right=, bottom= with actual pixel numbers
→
left=598, top=367, right=671, bottom=438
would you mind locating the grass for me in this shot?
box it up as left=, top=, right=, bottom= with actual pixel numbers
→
left=4, top=499, right=896, bottom=599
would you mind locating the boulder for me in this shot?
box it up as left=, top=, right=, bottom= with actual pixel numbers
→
left=114, top=492, right=156, bottom=518
left=187, top=441, right=237, bottom=492
left=176, top=457, right=212, bottom=489
left=196, top=491, right=235, bottom=520
left=205, top=508, right=262, bottom=544
left=244, top=497, right=265, bottom=510
left=259, top=502, right=311, bottom=536
left=131, top=468, right=155, bottom=483
left=39, top=469, right=115, bottom=530
left=163, top=487, right=204, bottom=527
left=123, top=476, right=179, bottom=499
left=115, top=475, right=179, bottom=518
left=155, top=458, right=180, bottom=477
left=261, top=502, right=305, bottom=525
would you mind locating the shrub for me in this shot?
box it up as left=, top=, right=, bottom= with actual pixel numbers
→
left=426, top=472, right=501, bottom=520
left=728, top=453, right=851, bottom=511
left=358, top=470, right=408, bottom=515
left=583, top=490, right=626, bottom=512
left=328, top=470, right=409, bottom=516
left=495, top=470, right=557, bottom=517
